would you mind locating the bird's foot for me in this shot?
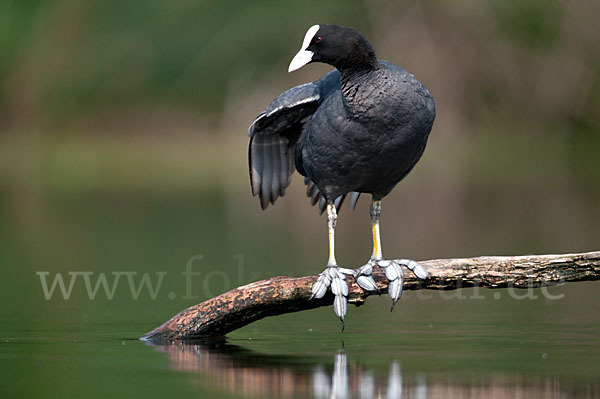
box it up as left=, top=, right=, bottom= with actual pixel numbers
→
left=311, top=264, right=354, bottom=330
left=354, top=258, right=428, bottom=311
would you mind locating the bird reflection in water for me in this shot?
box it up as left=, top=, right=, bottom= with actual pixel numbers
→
left=311, top=350, right=416, bottom=399
left=145, top=340, right=572, bottom=398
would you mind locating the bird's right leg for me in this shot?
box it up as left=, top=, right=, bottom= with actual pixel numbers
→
left=354, top=199, right=429, bottom=310
left=311, top=203, right=354, bottom=328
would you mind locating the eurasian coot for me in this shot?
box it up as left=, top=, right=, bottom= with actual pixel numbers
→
left=248, top=24, right=435, bottom=328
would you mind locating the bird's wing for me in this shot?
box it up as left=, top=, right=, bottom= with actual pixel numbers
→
left=248, top=70, right=340, bottom=210
left=248, top=83, right=319, bottom=209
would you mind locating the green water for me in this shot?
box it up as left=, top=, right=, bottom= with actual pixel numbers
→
left=1, top=192, right=599, bottom=398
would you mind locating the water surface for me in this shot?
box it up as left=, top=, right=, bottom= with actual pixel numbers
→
left=1, top=193, right=598, bottom=398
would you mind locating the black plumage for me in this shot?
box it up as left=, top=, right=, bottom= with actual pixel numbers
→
left=248, top=24, right=435, bottom=212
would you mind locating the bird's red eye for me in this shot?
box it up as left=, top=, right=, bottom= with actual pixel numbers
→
left=314, top=36, right=322, bottom=43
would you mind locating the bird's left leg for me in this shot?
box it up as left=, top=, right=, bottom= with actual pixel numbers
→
left=354, top=199, right=429, bottom=310
left=311, top=203, right=354, bottom=328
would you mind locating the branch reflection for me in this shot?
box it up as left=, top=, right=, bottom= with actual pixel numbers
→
left=145, top=340, right=577, bottom=398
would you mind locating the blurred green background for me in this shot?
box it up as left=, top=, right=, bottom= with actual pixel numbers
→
left=0, top=0, right=599, bottom=398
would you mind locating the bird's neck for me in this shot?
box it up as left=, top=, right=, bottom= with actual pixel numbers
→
left=337, top=46, right=380, bottom=104
left=339, top=63, right=378, bottom=88
left=337, top=48, right=379, bottom=78
left=336, top=38, right=380, bottom=80
left=339, top=63, right=379, bottom=114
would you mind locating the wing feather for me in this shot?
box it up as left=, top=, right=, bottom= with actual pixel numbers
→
left=260, top=139, right=273, bottom=210
left=270, top=138, right=281, bottom=204
left=278, top=139, right=289, bottom=196
left=249, top=135, right=263, bottom=196
left=248, top=69, right=342, bottom=210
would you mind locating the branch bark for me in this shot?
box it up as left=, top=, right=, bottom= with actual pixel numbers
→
left=141, top=251, right=600, bottom=341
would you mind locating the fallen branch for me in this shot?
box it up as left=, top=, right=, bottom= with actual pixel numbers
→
left=141, top=251, right=600, bottom=341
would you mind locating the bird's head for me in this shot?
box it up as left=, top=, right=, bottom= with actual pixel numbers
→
left=288, top=24, right=378, bottom=73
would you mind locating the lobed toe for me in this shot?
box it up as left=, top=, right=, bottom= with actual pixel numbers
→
left=357, top=275, right=378, bottom=291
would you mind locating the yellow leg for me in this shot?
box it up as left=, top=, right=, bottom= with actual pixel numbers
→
left=370, top=200, right=382, bottom=260
left=327, top=204, right=337, bottom=266
left=313, top=203, right=351, bottom=325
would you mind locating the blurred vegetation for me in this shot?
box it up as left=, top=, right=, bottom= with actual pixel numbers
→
left=1, top=0, right=596, bottom=132
left=0, top=0, right=370, bottom=125
left=0, top=0, right=598, bottom=256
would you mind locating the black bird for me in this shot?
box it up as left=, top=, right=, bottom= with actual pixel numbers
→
left=248, top=24, right=435, bottom=326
